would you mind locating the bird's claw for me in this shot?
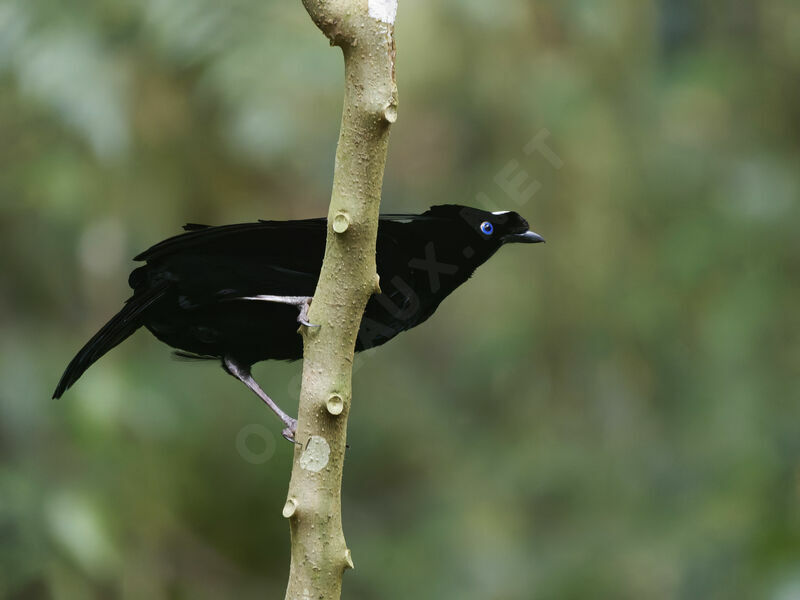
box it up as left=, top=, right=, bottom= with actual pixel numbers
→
left=297, top=298, right=320, bottom=328
left=281, top=418, right=299, bottom=444
left=229, top=294, right=319, bottom=328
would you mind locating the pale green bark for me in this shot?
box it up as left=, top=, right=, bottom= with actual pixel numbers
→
left=283, top=1, right=398, bottom=599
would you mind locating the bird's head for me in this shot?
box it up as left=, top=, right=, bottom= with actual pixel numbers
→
left=424, top=204, right=545, bottom=248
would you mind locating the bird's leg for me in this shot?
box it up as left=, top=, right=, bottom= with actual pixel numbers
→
left=222, top=357, right=298, bottom=443
left=234, top=295, right=318, bottom=328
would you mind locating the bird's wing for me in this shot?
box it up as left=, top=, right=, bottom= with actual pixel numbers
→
left=139, top=212, right=456, bottom=261
left=130, top=220, right=328, bottom=305
left=137, top=211, right=451, bottom=263
left=132, top=213, right=437, bottom=309
left=378, top=214, right=438, bottom=223
left=171, top=260, right=320, bottom=307
left=134, top=218, right=327, bottom=262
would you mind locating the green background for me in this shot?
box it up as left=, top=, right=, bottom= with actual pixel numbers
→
left=2, top=0, right=799, bottom=598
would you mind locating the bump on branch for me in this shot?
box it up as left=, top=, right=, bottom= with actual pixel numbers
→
left=282, top=1, right=398, bottom=599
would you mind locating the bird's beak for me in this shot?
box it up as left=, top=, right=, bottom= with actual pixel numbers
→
left=505, top=230, right=545, bottom=244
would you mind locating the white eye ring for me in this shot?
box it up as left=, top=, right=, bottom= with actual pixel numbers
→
left=480, top=221, right=494, bottom=235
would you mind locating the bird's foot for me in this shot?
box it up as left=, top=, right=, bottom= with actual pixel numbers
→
left=281, top=417, right=299, bottom=444
left=233, top=295, right=319, bottom=328
left=223, top=356, right=301, bottom=445
left=296, top=297, right=318, bottom=328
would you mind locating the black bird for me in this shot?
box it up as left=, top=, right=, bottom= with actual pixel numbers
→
left=54, top=204, right=543, bottom=439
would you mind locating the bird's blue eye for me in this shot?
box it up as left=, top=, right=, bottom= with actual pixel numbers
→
left=480, top=221, right=494, bottom=235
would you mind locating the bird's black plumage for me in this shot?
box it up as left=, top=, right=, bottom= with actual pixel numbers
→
left=53, top=205, right=543, bottom=418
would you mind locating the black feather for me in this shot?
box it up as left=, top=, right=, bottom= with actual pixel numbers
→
left=55, top=205, right=541, bottom=396
left=53, top=282, right=169, bottom=398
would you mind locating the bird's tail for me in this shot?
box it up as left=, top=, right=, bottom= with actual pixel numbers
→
left=53, top=284, right=167, bottom=399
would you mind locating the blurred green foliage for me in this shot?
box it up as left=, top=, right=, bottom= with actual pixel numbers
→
left=1, top=0, right=799, bottom=598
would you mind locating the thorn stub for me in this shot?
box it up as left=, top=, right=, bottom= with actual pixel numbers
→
left=332, top=212, right=350, bottom=233
left=282, top=498, right=298, bottom=518
left=382, top=102, right=397, bottom=124
left=373, top=273, right=381, bottom=294
left=344, top=548, right=354, bottom=570
left=326, top=394, right=344, bottom=416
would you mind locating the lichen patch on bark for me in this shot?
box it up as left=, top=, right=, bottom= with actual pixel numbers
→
left=299, top=435, right=331, bottom=472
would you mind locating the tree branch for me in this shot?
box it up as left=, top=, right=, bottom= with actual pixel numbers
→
left=283, top=1, right=398, bottom=598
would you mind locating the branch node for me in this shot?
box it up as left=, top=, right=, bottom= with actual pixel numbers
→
left=332, top=212, right=351, bottom=234
left=326, top=393, right=344, bottom=416
left=287, top=0, right=397, bottom=596
left=282, top=497, right=298, bottom=519
left=382, top=102, right=398, bottom=124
